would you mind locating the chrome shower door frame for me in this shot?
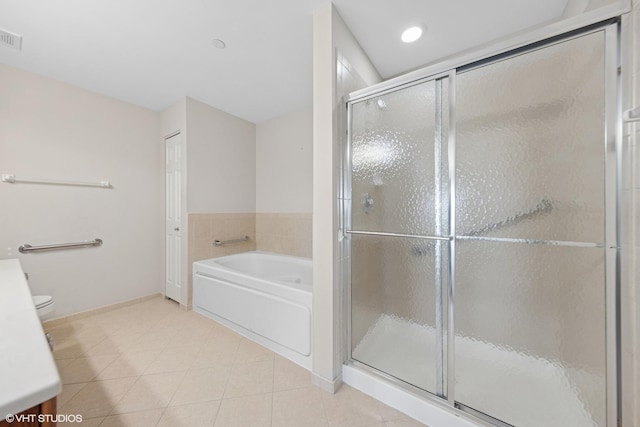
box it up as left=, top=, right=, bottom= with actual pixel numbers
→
left=343, top=70, right=452, bottom=399
left=341, top=21, right=621, bottom=427
left=604, top=22, right=621, bottom=427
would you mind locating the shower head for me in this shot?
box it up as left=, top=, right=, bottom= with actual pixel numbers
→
left=364, top=98, right=387, bottom=110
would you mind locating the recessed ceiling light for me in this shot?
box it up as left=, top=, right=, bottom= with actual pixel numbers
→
left=401, top=26, right=423, bottom=43
left=212, top=38, right=226, bottom=49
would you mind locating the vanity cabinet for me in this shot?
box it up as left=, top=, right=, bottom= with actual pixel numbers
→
left=0, top=397, right=56, bottom=427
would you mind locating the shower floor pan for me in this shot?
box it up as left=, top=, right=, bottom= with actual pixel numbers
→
left=352, top=314, right=604, bottom=427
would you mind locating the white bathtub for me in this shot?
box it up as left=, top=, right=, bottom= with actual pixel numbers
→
left=193, top=251, right=312, bottom=369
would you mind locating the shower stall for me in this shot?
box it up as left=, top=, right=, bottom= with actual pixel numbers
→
left=342, top=22, right=619, bottom=427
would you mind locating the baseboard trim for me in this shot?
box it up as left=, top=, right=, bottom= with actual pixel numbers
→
left=312, top=372, right=343, bottom=394
left=43, top=293, right=163, bottom=327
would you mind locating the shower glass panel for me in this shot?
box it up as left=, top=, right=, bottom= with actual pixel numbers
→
left=350, top=79, right=449, bottom=236
left=346, top=23, right=616, bottom=427
left=456, top=33, right=605, bottom=243
left=349, top=78, right=449, bottom=396
left=455, top=31, right=607, bottom=427
left=350, top=235, right=448, bottom=394
left=455, top=241, right=606, bottom=426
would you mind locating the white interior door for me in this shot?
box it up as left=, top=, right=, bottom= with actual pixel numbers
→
left=165, top=133, right=182, bottom=303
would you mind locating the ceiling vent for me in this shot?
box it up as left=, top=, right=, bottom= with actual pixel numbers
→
left=0, top=29, right=22, bottom=50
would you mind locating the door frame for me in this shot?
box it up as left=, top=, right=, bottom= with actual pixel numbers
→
left=164, top=130, right=186, bottom=305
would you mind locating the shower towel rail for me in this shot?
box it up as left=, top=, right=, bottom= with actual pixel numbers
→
left=214, top=236, right=250, bottom=246
left=345, top=200, right=553, bottom=241
left=19, top=238, right=103, bottom=253
left=2, top=174, right=111, bottom=188
left=346, top=230, right=451, bottom=241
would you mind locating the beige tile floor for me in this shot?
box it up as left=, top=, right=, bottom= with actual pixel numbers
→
left=45, top=297, right=428, bottom=427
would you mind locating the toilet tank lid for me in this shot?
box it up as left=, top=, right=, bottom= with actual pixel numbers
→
left=32, top=295, right=53, bottom=308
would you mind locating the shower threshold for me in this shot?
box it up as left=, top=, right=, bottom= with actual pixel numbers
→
left=348, top=314, right=603, bottom=427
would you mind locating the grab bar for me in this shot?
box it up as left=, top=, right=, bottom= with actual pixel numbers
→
left=19, top=238, right=103, bottom=253
left=214, top=236, right=250, bottom=246
left=463, top=199, right=553, bottom=237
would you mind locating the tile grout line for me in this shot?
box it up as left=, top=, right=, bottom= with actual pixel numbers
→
left=214, top=334, right=242, bottom=426
left=104, top=310, right=182, bottom=417
left=318, top=383, right=331, bottom=427
left=155, top=368, right=190, bottom=427
left=105, top=375, right=142, bottom=417
left=57, top=381, right=89, bottom=415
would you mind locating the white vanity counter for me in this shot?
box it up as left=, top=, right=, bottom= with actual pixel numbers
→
left=0, top=258, right=61, bottom=420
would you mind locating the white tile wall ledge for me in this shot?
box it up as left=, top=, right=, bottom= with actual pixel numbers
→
left=0, top=259, right=61, bottom=420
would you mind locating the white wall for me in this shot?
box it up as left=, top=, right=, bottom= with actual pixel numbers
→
left=160, top=98, right=186, bottom=138
left=186, top=97, right=256, bottom=213
left=256, top=106, right=313, bottom=213
left=0, top=64, right=163, bottom=318
left=312, top=3, right=382, bottom=391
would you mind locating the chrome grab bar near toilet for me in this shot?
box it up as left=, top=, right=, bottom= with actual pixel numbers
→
left=19, top=238, right=103, bottom=253
left=214, top=236, right=250, bottom=246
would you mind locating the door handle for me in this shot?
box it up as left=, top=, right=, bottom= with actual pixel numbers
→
left=174, top=227, right=180, bottom=231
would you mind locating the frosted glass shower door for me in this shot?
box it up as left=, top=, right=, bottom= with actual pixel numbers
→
left=349, top=78, right=449, bottom=396
left=454, top=30, right=610, bottom=427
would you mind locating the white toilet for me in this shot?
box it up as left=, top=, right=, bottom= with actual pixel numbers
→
left=33, top=295, right=55, bottom=320
left=32, top=295, right=55, bottom=350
